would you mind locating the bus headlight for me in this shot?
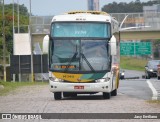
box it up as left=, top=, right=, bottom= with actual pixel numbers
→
left=96, top=78, right=110, bottom=83
left=49, top=73, right=63, bottom=82
left=49, top=77, right=63, bottom=82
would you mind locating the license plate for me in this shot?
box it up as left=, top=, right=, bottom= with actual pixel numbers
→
left=74, top=86, right=84, bottom=89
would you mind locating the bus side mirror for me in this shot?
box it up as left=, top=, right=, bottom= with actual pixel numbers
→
left=43, top=35, right=49, bottom=54
left=110, top=35, right=117, bottom=55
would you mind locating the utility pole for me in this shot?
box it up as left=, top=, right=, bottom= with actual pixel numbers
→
left=17, top=0, right=19, bottom=33
left=2, top=0, right=6, bottom=82
left=13, top=0, right=15, bottom=55
left=12, top=0, right=16, bottom=82
left=29, top=0, right=34, bottom=82
left=17, top=0, right=21, bottom=82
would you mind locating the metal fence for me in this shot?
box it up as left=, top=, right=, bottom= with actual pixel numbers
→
left=10, top=55, right=48, bottom=74
left=111, top=12, right=160, bottom=31
left=10, top=55, right=48, bottom=81
left=30, top=16, right=53, bottom=34
left=0, top=56, right=11, bottom=81
left=30, top=12, right=160, bottom=34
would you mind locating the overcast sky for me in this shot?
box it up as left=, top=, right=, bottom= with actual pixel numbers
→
left=4, top=0, right=149, bottom=16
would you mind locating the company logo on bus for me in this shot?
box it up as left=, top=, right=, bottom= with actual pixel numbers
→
left=63, top=75, right=75, bottom=78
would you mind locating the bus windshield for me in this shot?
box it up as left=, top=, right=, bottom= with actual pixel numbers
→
left=51, top=22, right=111, bottom=38
left=50, top=39, right=110, bottom=72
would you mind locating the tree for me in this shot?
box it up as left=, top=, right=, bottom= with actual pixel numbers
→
left=0, top=3, right=29, bottom=56
left=101, top=0, right=155, bottom=13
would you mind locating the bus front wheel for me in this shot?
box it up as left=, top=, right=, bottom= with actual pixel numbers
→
left=54, top=92, right=62, bottom=100
left=103, top=92, right=111, bottom=99
left=111, top=89, right=117, bottom=96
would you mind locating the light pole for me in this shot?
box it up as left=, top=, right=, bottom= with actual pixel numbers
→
left=2, top=0, right=6, bottom=82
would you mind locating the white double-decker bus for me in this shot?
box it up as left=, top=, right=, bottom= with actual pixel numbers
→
left=43, top=11, right=120, bottom=100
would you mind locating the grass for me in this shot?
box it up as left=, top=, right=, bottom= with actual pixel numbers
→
left=120, top=56, right=148, bottom=71
left=147, top=100, right=160, bottom=104
left=0, top=81, right=48, bottom=96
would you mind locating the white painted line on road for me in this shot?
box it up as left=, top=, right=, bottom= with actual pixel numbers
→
left=146, top=80, right=158, bottom=100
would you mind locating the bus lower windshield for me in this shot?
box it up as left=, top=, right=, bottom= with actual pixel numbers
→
left=51, top=22, right=111, bottom=38
left=50, top=39, right=110, bottom=72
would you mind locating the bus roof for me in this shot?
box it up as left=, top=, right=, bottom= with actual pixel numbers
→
left=52, top=11, right=113, bottom=22
left=67, top=11, right=110, bottom=16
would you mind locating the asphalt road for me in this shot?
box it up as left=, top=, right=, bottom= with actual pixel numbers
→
left=122, top=69, right=144, bottom=79
left=119, top=69, right=160, bottom=100
left=0, top=70, right=160, bottom=121
left=119, top=79, right=152, bottom=100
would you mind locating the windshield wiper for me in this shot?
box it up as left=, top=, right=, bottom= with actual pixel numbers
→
left=64, top=45, right=78, bottom=72
left=64, top=46, right=95, bottom=72
left=81, top=53, right=95, bottom=72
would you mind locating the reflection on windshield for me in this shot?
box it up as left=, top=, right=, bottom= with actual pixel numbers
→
left=51, top=40, right=109, bottom=72
left=81, top=40, right=109, bottom=71
left=51, top=40, right=79, bottom=71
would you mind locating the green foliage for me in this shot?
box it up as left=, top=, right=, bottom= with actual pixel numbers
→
left=153, top=39, right=160, bottom=59
left=0, top=38, right=2, bottom=56
left=120, top=56, right=148, bottom=71
left=0, top=81, right=47, bottom=96
left=147, top=100, right=160, bottom=104
left=102, top=0, right=157, bottom=13
left=0, top=3, right=29, bottom=56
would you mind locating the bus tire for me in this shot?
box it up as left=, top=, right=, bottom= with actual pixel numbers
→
left=63, top=92, right=70, bottom=97
left=71, top=93, right=77, bottom=97
left=111, top=89, right=117, bottom=96
left=54, top=92, right=62, bottom=100
left=158, top=76, right=160, bottom=80
left=103, top=92, right=111, bottom=99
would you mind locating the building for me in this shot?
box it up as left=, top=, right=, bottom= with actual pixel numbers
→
left=143, top=4, right=160, bottom=59
left=150, top=0, right=160, bottom=3
left=143, top=4, right=160, bottom=30
left=143, top=4, right=160, bottom=13
left=88, top=0, right=99, bottom=11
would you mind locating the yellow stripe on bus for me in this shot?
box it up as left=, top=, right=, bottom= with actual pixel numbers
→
left=53, top=72, right=93, bottom=82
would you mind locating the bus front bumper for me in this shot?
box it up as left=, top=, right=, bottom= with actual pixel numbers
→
left=49, top=80, right=111, bottom=93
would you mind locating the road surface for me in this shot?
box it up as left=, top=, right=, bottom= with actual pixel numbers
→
left=0, top=70, right=160, bottom=121
left=120, top=69, right=160, bottom=100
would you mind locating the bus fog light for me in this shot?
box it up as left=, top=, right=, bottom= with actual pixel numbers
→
left=51, top=85, right=57, bottom=88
